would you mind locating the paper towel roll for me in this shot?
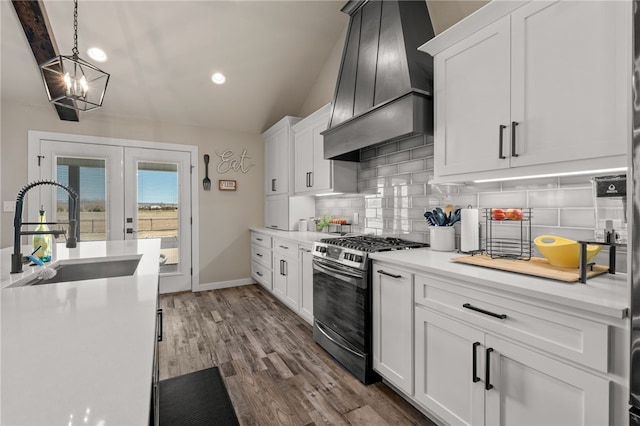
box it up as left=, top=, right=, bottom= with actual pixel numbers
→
left=461, top=209, right=480, bottom=253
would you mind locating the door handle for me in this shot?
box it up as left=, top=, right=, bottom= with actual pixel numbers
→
left=511, top=121, right=519, bottom=157
left=377, top=269, right=401, bottom=279
left=306, top=172, right=311, bottom=188
left=272, top=178, right=276, bottom=192
left=157, top=309, right=163, bottom=342
left=485, top=347, right=494, bottom=390
left=463, top=303, right=507, bottom=320
left=283, top=260, right=287, bottom=276
left=309, top=171, right=313, bottom=187
left=498, top=125, right=507, bottom=159
left=472, top=342, right=481, bottom=383
left=126, top=228, right=137, bottom=234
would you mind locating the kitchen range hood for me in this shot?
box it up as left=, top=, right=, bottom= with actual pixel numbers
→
left=322, top=0, right=435, bottom=161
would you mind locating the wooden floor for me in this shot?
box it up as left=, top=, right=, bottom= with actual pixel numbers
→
left=159, top=285, right=437, bottom=426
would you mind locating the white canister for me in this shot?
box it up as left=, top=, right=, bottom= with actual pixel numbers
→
left=298, top=219, right=308, bottom=232
left=429, top=226, right=455, bottom=252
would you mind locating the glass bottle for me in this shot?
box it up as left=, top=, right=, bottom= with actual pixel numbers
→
left=33, top=206, right=52, bottom=262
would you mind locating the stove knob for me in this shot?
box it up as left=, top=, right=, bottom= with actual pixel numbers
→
left=354, top=255, right=363, bottom=263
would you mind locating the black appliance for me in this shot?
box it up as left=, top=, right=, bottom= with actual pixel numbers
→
left=312, top=235, right=428, bottom=384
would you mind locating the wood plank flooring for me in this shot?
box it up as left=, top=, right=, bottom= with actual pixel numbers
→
left=159, top=285, right=437, bottom=426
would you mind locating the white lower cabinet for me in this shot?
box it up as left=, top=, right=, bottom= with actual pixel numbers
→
left=273, top=248, right=299, bottom=311
left=414, top=307, right=609, bottom=426
left=414, top=306, right=484, bottom=426
left=299, top=244, right=313, bottom=325
left=372, top=265, right=414, bottom=395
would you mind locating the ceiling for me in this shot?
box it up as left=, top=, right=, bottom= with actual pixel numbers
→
left=1, top=1, right=487, bottom=135
left=1, top=0, right=349, bottom=134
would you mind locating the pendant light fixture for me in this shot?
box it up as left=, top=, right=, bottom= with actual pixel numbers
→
left=40, top=0, right=109, bottom=112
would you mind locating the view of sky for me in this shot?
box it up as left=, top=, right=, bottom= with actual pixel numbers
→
left=57, top=166, right=178, bottom=204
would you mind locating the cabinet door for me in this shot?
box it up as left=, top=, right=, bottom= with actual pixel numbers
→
left=372, top=265, right=414, bottom=394
left=294, top=127, right=315, bottom=194
left=273, top=254, right=287, bottom=300
left=415, top=307, right=485, bottom=426
left=311, top=122, right=331, bottom=192
left=282, top=253, right=299, bottom=311
left=509, top=1, right=628, bottom=167
left=434, top=16, right=511, bottom=177
left=485, top=334, right=609, bottom=426
left=264, top=127, right=289, bottom=195
left=265, top=194, right=288, bottom=230
left=299, top=246, right=314, bottom=324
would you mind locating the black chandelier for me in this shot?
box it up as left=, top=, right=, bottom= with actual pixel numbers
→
left=40, top=0, right=109, bottom=112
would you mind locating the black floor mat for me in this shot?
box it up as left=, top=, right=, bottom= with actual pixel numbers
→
left=159, top=367, right=240, bottom=426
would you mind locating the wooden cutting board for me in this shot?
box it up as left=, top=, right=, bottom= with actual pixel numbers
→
left=451, top=254, right=609, bottom=283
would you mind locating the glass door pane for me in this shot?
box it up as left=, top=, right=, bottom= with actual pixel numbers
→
left=136, top=161, right=179, bottom=274
left=55, top=157, right=107, bottom=241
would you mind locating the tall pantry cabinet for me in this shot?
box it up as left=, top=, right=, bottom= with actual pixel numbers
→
left=262, top=116, right=314, bottom=230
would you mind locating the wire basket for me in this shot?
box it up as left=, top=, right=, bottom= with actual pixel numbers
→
left=484, top=208, right=532, bottom=260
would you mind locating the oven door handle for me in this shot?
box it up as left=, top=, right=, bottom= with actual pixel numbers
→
left=315, top=321, right=365, bottom=359
left=313, top=259, right=364, bottom=281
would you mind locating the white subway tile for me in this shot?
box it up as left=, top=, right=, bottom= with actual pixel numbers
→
left=411, top=145, right=434, bottom=159
left=377, top=141, right=399, bottom=156
left=388, top=151, right=411, bottom=164
left=361, top=147, right=377, bottom=160
left=528, top=188, right=593, bottom=208
left=399, top=135, right=426, bottom=150
left=367, top=218, right=384, bottom=229
left=412, top=171, right=431, bottom=184
left=366, top=197, right=384, bottom=208
left=559, top=175, right=592, bottom=187
left=479, top=192, right=527, bottom=208
left=501, top=177, right=558, bottom=190
left=378, top=164, right=399, bottom=177
left=530, top=208, right=558, bottom=226
left=412, top=220, right=429, bottom=232
left=399, top=159, right=426, bottom=173
left=560, top=208, right=595, bottom=228
left=359, top=168, right=377, bottom=180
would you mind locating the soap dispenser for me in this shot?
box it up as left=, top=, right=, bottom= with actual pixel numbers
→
left=33, top=206, right=52, bottom=262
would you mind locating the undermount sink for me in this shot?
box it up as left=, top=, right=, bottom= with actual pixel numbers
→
left=9, top=255, right=142, bottom=287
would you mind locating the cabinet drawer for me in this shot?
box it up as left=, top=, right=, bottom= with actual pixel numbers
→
left=251, top=232, right=272, bottom=249
left=251, top=244, right=272, bottom=268
left=273, top=238, right=295, bottom=255
left=414, top=273, right=609, bottom=372
left=252, top=260, right=272, bottom=290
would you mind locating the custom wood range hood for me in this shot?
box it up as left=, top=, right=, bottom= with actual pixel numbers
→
left=322, top=0, right=436, bottom=161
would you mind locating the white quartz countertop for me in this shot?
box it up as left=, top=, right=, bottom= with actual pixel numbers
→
left=370, top=248, right=628, bottom=319
left=250, top=227, right=339, bottom=245
left=1, top=239, right=161, bottom=425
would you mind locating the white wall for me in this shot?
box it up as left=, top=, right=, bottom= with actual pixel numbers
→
left=0, top=102, right=264, bottom=286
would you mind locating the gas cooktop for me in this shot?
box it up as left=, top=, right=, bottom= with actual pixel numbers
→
left=320, top=235, right=428, bottom=252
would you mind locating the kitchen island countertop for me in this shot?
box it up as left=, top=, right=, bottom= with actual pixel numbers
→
left=370, top=248, right=628, bottom=319
left=1, top=239, right=161, bottom=425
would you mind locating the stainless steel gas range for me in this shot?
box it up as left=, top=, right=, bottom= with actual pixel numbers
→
left=312, top=235, right=428, bottom=384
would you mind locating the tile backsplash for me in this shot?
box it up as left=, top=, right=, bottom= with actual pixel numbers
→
left=315, top=135, right=627, bottom=271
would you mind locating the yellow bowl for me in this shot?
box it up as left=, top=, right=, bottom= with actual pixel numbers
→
left=534, top=235, right=602, bottom=268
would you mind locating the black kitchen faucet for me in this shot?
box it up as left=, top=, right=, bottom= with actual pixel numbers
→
left=11, top=180, right=78, bottom=274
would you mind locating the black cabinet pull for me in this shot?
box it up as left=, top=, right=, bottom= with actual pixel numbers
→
left=256, top=237, right=263, bottom=241
left=498, top=125, right=507, bottom=159
left=463, top=303, right=507, bottom=320
left=157, top=309, right=163, bottom=342
left=256, top=253, right=263, bottom=257
left=279, top=245, right=289, bottom=250
left=485, top=347, right=494, bottom=390
left=309, top=171, right=313, bottom=187
left=283, top=260, right=287, bottom=276
left=272, top=178, right=276, bottom=191
left=511, top=121, right=519, bottom=157
left=256, top=271, right=263, bottom=277
left=472, top=342, right=481, bottom=383
left=280, top=259, right=284, bottom=275
left=377, top=269, right=401, bottom=279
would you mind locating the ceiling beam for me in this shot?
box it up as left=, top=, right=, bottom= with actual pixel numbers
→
left=11, top=0, right=79, bottom=122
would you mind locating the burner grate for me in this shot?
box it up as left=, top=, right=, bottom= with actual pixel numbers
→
left=320, top=236, right=428, bottom=252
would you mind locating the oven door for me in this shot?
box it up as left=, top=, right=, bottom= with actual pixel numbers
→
left=312, top=257, right=367, bottom=351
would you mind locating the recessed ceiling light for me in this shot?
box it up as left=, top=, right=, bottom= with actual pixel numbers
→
left=87, top=47, right=107, bottom=62
left=211, top=72, right=226, bottom=85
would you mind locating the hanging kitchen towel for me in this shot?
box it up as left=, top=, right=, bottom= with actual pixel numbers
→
left=461, top=208, right=480, bottom=253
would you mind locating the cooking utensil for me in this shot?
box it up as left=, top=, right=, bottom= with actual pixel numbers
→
left=444, top=204, right=454, bottom=219
left=203, top=154, right=211, bottom=191
left=534, top=235, right=602, bottom=268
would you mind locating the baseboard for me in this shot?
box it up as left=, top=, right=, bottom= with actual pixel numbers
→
left=195, top=277, right=255, bottom=292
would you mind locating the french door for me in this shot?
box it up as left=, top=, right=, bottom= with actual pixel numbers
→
left=34, top=138, right=193, bottom=293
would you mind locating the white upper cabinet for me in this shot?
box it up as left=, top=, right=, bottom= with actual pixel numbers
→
left=422, top=0, right=630, bottom=182
left=293, top=104, right=357, bottom=195
left=263, top=116, right=300, bottom=196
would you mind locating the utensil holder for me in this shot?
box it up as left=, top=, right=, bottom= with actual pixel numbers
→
left=430, top=227, right=455, bottom=252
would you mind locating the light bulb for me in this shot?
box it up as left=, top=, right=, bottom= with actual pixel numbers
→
left=211, top=72, right=226, bottom=85
left=79, top=75, right=88, bottom=96
left=64, top=72, right=72, bottom=94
